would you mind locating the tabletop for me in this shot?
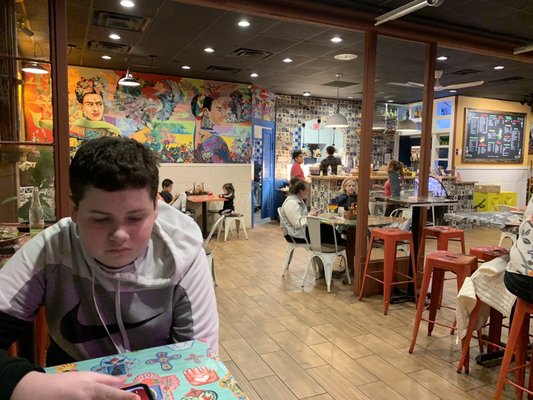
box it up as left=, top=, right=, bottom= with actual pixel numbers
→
left=45, top=340, right=248, bottom=400
left=187, top=195, right=227, bottom=203
left=445, top=210, right=523, bottom=231
left=374, top=195, right=459, bottom=207
left=318, top=213, right=400, bottom=227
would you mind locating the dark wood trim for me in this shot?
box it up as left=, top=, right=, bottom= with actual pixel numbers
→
left=353, top=30, right=377, bottom=295
left=174, top=0, right=533, bottom=64
left=49, top=0, right=70, bottom=218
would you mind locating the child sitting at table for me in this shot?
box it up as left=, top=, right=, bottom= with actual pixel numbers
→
left=0, top=137, right=219, bottom=367
left=330, top=177, right=358, bottom=211
left=218, top=183, right=235, bottom=215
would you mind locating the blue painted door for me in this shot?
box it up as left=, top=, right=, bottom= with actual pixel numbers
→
left=261, top=128, right=274, bottom=219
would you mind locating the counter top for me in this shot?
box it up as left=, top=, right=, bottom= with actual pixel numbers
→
left=309, top=175, right=416, bottom=180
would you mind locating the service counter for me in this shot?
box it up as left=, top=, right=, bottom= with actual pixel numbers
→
left=309, top=175, right=476, bottom=212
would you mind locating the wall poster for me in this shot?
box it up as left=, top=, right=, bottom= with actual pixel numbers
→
left=462, top=108, right=526, bottom=163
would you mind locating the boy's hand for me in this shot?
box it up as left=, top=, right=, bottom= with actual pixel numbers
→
left=12, top=371, right=140, bottom=400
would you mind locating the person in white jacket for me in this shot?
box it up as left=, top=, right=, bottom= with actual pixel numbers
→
left=279, top=179, right=317, bottom=243
left=0, top=137, right=218, bottom=368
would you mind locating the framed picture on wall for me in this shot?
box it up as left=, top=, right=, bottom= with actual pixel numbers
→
left=462, top=108, right=526, bottom=164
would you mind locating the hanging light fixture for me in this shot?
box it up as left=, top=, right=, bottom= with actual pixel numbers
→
left=118, top=68, right=140, bottom=87
left=326, top=74, right=349, bottom=128
left=22, top=62, right=48, bottom=74
left=397, top=110, right=419, bottom=132
left=21, top=43, right=49, bottom=75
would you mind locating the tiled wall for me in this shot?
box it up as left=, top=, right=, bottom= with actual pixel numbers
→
left=274, top=95, right=395, bottom=180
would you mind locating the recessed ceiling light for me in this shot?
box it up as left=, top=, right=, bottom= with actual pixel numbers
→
left=238, top=19, right=250, bottom=27
left=283, top=58, right=293, bottom=63
left=303, top=91, right=311, bottom=97
left=101, top=55, right=112, bottom=60
left=494, top=65, right=505, bottom=70
left=109, top=33, right=121, bottom=40
left=250, top=72, right=258, bottom=78
left=437, top=56, right=448, bottom=61
left=120, top=0, right=135, bottom=7
left=334, top=53, right=358, bottom=61
left=204, top=47, right=214, bottom=53
left=330, top=36, right=343, bottom=43
left=387, top=99, right=394, bottom=103
left=347, top=96, right=354, bottom=99
left=182, top=65, right=191, bottom=70
left=449, top=89, right=457, bottom=93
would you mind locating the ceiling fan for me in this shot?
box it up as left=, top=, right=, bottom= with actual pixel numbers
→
left=389, top=70, right=484, bottom=92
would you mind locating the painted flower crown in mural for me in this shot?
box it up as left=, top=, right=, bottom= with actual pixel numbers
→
left=75, top=76, right=105, bottom=103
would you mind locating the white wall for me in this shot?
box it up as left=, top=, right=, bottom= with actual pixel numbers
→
left=456, top=167, right=528, bottom=207
left=158, top=164, right=253, bottom=228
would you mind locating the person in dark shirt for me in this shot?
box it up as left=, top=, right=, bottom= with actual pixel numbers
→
left=159, top=178, right=177, bottom=205
left=331, top=177, right=358, bottom=211
left=320, top=146, right=342, bottom=175
left=219, top=183, right=235, bottom=215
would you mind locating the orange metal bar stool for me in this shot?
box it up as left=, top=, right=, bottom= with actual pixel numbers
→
left=358, top=227, right=417, bottom=315
left=409, top=250, right=477, bottom=353
left=493, top=298, right=533, bottom=400
left=456, top=246, right=510, bottom=374
left=418, top=226, right=466, bottom=264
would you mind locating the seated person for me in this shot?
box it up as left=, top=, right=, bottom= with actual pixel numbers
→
left=0, top=137, right=219, bottom=366
left=279, top=179, right=344, bottom=246
left=331, top=177, right=357, bottom=211
left=320, top=146, right=342, bottom=175
left=159, top=178, right=178, bottom=205
left=218, top=183, right=235, bottom=215
left=504, top=196, right=533, bottom=304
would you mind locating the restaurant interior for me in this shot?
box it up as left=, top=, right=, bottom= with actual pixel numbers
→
left=1, top=0, right=533, bottom=399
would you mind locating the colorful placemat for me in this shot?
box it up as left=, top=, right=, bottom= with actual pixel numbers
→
left=45, top=340, right=248, bottom=400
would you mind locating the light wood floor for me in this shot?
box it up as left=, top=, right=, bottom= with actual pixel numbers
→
left=213, top=220, right=517, bottom=400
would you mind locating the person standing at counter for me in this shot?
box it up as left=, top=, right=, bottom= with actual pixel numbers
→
left=290, top=150, right=305, bottom=180
left=320, top=146, right=342, bottom=175
left=331, top=177, right=358, bottom=211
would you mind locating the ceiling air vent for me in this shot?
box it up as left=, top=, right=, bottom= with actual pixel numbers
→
left=321, top=80, right=358, bottom=88
left=88, top=40, right=131, bottom=54
left=449, top=69, right=481, bottom=76
left=94, top=11, right=147, bottom=32
left=205, top=65, right=241, bottom=74
left=229, top=48, right=272, bottom=60
left=488, top=76, right=524, bottom=84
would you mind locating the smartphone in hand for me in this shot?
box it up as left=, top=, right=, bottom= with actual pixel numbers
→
left=122, top=384, right=155, bottom=400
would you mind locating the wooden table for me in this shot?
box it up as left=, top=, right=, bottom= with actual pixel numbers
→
left=187, top=195, right=226, bottom=237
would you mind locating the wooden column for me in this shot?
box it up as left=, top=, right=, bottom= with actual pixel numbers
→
left=49, top=0, right=70, bottom=218
left=353, top=30, right=377, bottom=295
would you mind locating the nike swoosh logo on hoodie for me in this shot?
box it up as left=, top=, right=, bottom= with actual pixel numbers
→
left=60, top=302, right=163, bottom=343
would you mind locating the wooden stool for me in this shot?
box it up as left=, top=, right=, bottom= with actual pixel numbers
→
left=418, top=226, right=466, bottom=264
left=409, top=250, right=477, bottom=353
left=359, top=227, right=417, bottom=315
left=6, top=306, right=48, bottom=367
left=493, top=298, right=533, bottom=399
left=456, top=246, right=510, bottom=373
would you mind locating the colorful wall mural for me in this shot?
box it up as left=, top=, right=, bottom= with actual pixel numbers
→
left=252, top=87, right=275, bottom=122
left=24, top=66, right=253, bottom=163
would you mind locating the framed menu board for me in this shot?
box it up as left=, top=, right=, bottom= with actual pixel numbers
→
left=463, top=108, right=526, bottom=163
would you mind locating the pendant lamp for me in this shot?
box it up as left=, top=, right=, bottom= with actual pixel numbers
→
left=22, top=62, right=48, bottom=74
left=118, top=68, right=140, bottom=87
left=21, top=44, right=49, bottom=75
left=326, top=73, right=349, bottom=128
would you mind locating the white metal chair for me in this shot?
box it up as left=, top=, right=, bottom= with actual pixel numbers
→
left=222, top=192, right=251, bottom=241
left=303, top=216, right=350, bottom=293
left=203, top=215, right=226, bottom=285
left=495, top=205, right=518, bottom=247
left=277, top=207, right=309, bottom=276
left=388, top=207, right=413, bottom=255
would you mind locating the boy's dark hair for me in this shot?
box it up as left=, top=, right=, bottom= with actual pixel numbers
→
left=292, top=150, right=303, bottom=160
left=326, top=146, right=335, bottom=156
left=289, top=179, right=307, bottom=195
left=222, top=183, right=235, bottom=194
left=70, top=137, right=159, bottom=207
left=162, top=178, right=173, bottom=189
